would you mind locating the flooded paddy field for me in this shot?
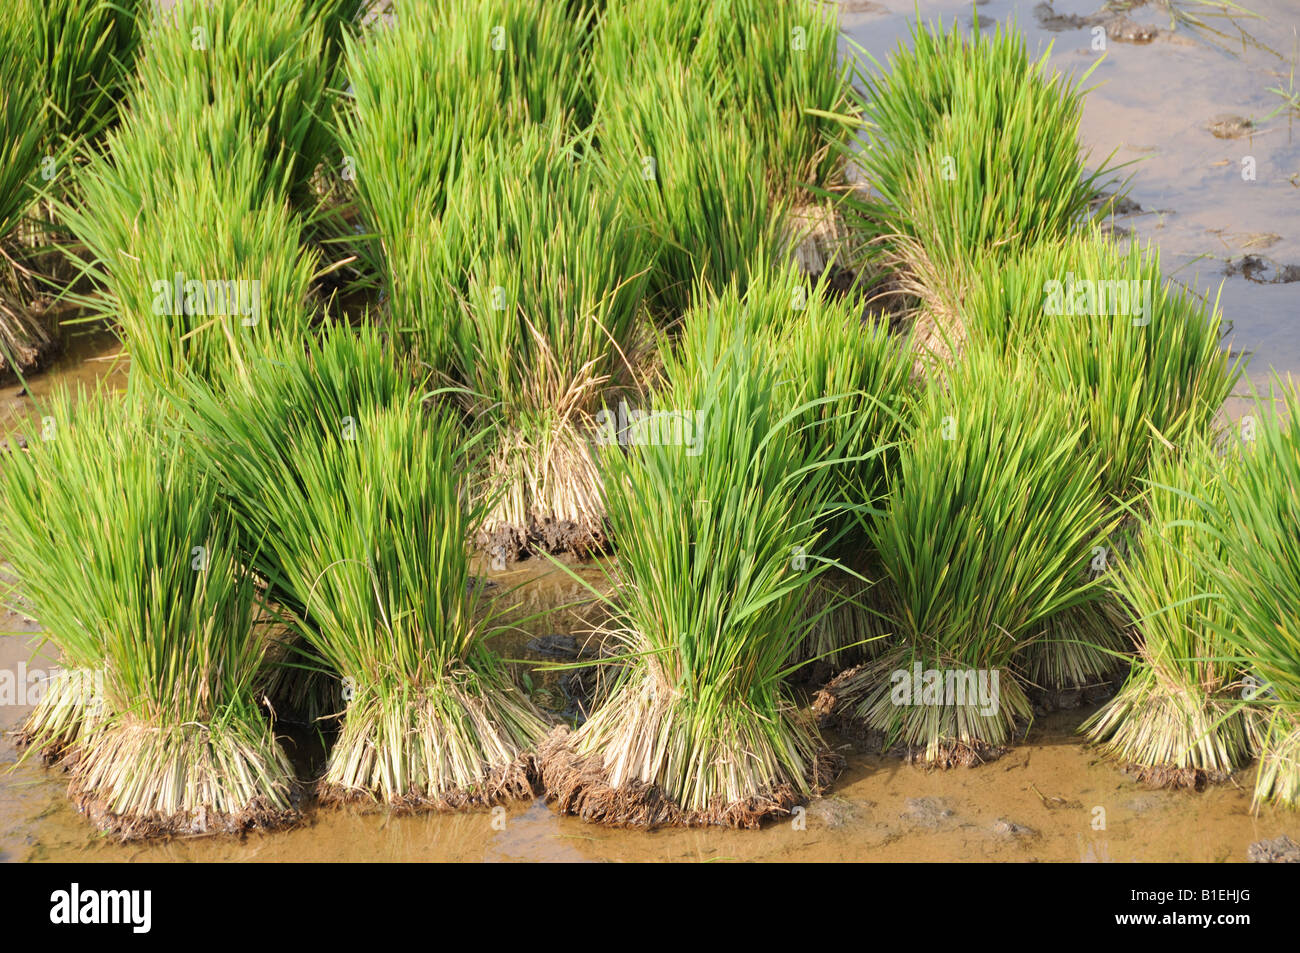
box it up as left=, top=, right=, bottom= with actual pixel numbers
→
left=3, top=0, right=1300, bottom=864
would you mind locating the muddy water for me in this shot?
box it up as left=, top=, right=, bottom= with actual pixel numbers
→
left=844, top=0, right=1300, bottom=420
left=4, top=561, right=1299, bottom=862
left=0, top=320, right=124, bottom=437
left=4, top=0, right=1300, bottom=861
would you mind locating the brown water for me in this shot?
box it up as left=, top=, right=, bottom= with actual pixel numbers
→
left=0, top=319, right=124, bottom=437
left=4, top=560, right=1299, bottom=863
left=4, top=0, right=1300, bottom=861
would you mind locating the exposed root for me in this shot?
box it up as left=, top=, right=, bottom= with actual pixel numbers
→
left=872, top=233, right=969, bottom=382
left=75, top=792, right=298, bottom=841
left=785, top=200, right=850, bottom=277
left=1117, top=764, right=1224, bottom=792
left=258, top=634, right=342, bottom=727
left=316, top=669, right=549, bottom=809
left=67, top=716, right=298, bottom=841
left=318, top=757, right=538, bottom=812
left=1085, top=665, right=1263, bottom=787
left=474, top=415, right=611, bottom=563
left=539, top=727, right=842, bottom=829
left=0, top=262, right=59, bottom=381
left=814, top=647, right=1032, bottom=766
left=477, top=514, right=610, bottom=565
left=1017, top=600, right=1130, bottom=706
left=1253, top=716, right=1300, bottom=811
left=901, top=739, right=1005, bottom=768
left=538, top=677, right=841, bottom=829
left=13, top=666, right=108, bottom=766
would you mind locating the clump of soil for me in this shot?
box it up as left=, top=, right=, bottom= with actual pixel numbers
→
left=478, top=516, right=610, bottom=566
left=1207, top=114, right=1254, bottom=139
left=993, top=817, right=1039, bottom=839
left=1031, top=678, right=1119, bottom=714
left=1118, top=763, right=1226, bottom=792
left=1106, top=16, right=1160, bottom=44
left=1033, top=3, right=1160, bottom=44
left=1248, top=834, right=1300, bottom=863
left=1224, top=254, right=1300, bottom=284
left=901, top=796, right=957, bottom=828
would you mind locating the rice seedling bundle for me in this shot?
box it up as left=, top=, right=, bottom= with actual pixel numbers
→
left=0, top=51, right=52, bottom=372
left=962, top=234, right=1239, bottom=504
left=597, top=49, right=780, bottom=319
left=192, top=323, right=411, bottom=725
left=179, top=326, right=549, bottom=807
left=1085, top=441, right=1262, bottom=786
left=595, top=0, right=854, bottom=196
left=6, top=0, right=146, bottom=160
left=62, top=133, right=319, bottom=392
left=59, top=0, right=349, bottom=392
left=842, top=16, right=1114, bottom=348
left=1200, top=387, right=1300, bottom=809
left=425, top=0, right=595, bottom=127
left=541, top=312, right=857, bottom=827
left=336, top=1, right=592, bottom=292
left=399, top=120, right=657, bottom=560
left=0, top=390, right=295, bottom=837
left=692, top=263, right=914, bottom=672
left=134, top=0, right=358, bottom=205
left=850, top=17, right=1110, bottom=250
left=816, top=347, right=1114, bottom=764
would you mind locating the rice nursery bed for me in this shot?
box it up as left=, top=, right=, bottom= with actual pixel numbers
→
left=0, top=0, right=1298, bottom=861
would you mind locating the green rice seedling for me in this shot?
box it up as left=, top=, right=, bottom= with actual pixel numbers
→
left=56, top=0, right=352, bottom=393
left=176, top=320, right=415, bottom=608
left=336, top=5, right=500, bottom=274
left=335, top=0, right=593, bottom=289
left=840, top=16, right=1116, bottom=342
left=597, top=48, right=781, bottom=319
left=1160, top=0, right=1267, bottom=53
left=6, top=0, right=145, bottom=157
left=411, top=120, right=656, bottom=560
left=0, top=388, right=295, bottom=837
left=689, top=262, right=914, bottom=672
left=138, top=0, right=357, bottom=206
left=816, top=346, right=1114, bottom=764
left=0, top=1, right=149, bottom=377
left=1199, top=385, right=1300, bottom=809
left=0, top=54, right=52, bottom=373
left=1263, top=29, right=1298, bottom=120
left=60, top=133, right=319, bottom=393
left=962, top=233, right=1239, bottom=504
left=540, top=312, right=861, bottom=827
left=595, top=0, right=855, bottom=196
left=426, top=0, right=595, bottom=126
left=186, top=321, right=414, bottom=724
left=179, top=326, right=549, bottom=807
left=1085, top=440, right=1262, bottom=786
left=777, top=287, right=913, bottom=672
left=847, top=16, right=1112, bottom=251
